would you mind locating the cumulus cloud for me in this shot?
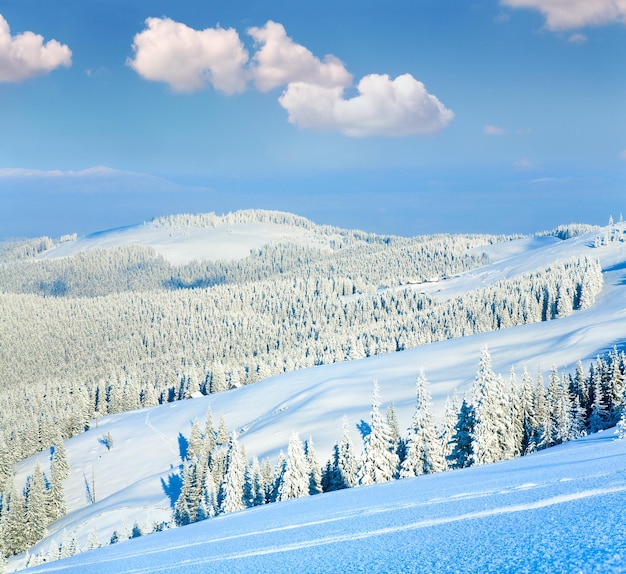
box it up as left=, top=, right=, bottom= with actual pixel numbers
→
left=501, top=0, right=626, bottom=30
left=278, top=73, right=454, bottom=137
left=248, top=21, right=352, bottom=92
left=0, top=14, right=71, bottom=82
left=127, top=17, right=248, bottom=93
left=483, top=124, right=504, bottom=136
left=128, top=18, right=454, bottom=137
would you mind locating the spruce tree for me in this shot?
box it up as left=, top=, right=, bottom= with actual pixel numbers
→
left=571, top=359, right=589, bottom=411
left=216, top=413, right=229, bottom=445
left=243, top=458, right=265, bottom=508
left=520, top=368, right=537, bottom=454
left=400, top=370, right=444, bottom=478
left=304, top=439, right=323, bottom=496
left=470, top=349, right=512, bottom=465
left=174, top=459, right=196, bottom=526
left=606, top=349, right=625, bottom=422
left=336, top=417, right=358, bottom=489
left=534, top=370, right=551, bottom=450
left=277, top=433, right=310, bottom=501
left=203, top=408, right=216, bottom=459
left=439, top=392, right=459, bottom=471
left=358, top=382, right=399, bottom=485
left=385, top=403, right=402, bottom=462
left=48, top=446, right=68, bottom=522
left=51, top=443, right=70, bottom=481
left=25, top=463, right=48, bottom=545
left=589, top=366, right=610, bottom=433
left=448, top=398, right=474, bottom=469
left=197, top=465, right=217, bottom=520
left=552, top=371, right=575, bottom=445
left=4, top=489, right=28, bottom=556
left=186, top=420, right=204, bottom=461
left=219, top=432, right=247, bottom=514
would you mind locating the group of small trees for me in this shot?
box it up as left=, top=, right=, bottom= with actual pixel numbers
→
left=0, top=443, right=68, bottom=560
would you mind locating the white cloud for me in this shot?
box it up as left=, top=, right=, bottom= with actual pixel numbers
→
left=620, top=149, right=626, bottom=160
left=501, top=0, right=626, bottom=30
left=278, top=73, right=454, bottom=138
left=248, top=21, right=352, bottom=92
left=0, top=14, right=71, bottom=82
left=127, top=17, right=249, bottom=93
left=568, top=33, right=588, bottom=44
left=128, top=18, right=454, bottom=137
left=483, top=124, right=504, bottom=136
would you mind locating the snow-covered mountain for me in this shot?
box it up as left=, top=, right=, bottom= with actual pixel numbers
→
left=4, top=214, right=626, bottom=572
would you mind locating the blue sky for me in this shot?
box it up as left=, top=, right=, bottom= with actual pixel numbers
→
left=0, top=0, right=625, bottom=238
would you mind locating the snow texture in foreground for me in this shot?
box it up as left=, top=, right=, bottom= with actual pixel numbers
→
left=21, top=430, right=626, bottom=573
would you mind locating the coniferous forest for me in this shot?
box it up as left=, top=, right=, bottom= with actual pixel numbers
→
left=0, top=210, right=623, bottom=568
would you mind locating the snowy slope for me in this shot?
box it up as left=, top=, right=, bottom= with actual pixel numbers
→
left=21, top=430, right=626, bottom=573
left=9, top=224, right=626, bottom=571
left=36, top=219, right=336, bottom=265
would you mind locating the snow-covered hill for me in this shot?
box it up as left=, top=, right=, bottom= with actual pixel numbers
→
left=35, top=211, right=340, bottom=265
left=6, top=218, right=626, bottom=572
left=21, top=430, right=626, bottom=573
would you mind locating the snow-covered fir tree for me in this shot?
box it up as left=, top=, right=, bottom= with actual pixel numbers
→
left=439, top=392, right=459, bottom=471
left=358, top=382, right=400, bottom=485
left=519, top=367, right=538, bottom=454
left=24, top=463, right=48, bottom=546
left=400, top=370, right=445, bottom=478
left=186, top=419, right=204, bottom=461
left=243, top=458, right=265, bottom=508
left=277, top=433, right=310, bottom=501
left=4, top=488, right=28, bottom=556
left=196, top=465, right=217, bottom=521
left=335, top=417, right=358, bottom=489
left=216, top=414, right=229, bottom=446
left=203, top=408, right=216, bottom=459
left=304, top=439, right=323, bottom=496
left=448, top=397, right=474, bottom=469
left=470, top=349, right=515, bottom=465
left=588, top=364, right=610, bottom=433
left=219, top=432, right=247, bottom=514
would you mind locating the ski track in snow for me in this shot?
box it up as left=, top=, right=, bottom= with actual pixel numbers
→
left=143, top=410, right=178, bottom=458
left=28, top=484, right=626, bottom=573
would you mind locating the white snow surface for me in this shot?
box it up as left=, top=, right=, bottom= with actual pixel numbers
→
left=20, top=431, right=626, bottom=573
left=10, top=225, right=626, bottom=572
left=36, top=220, right=335, bottom=264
